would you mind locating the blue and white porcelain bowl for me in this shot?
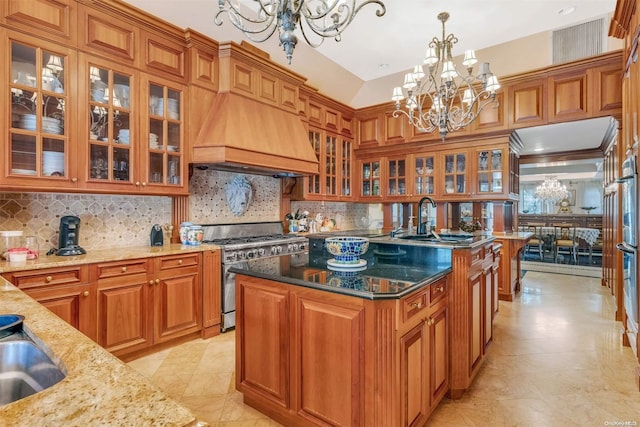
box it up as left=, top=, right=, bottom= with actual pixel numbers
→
left=325, top=237, right=370, bottom=264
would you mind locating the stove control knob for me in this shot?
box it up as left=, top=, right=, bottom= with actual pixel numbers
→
left=287, top=244, right=294, bottom=252
left=237, top=251, right=246, bottom=260
left=299, top=243, right=306, bottom=251
left=276, top=246, right=283, bottom=254
left=226, top=253, right=236, bottom=263
left=257, top=248, right=265, bottom=257
left=292, top=243, right=299, bottom=251
left=270, top=246, right=278, bottom=255
left=246, top=250, right=256, bottom=259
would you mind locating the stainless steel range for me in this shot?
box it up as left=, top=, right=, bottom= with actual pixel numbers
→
left=201, top=221, right=308, bottom=332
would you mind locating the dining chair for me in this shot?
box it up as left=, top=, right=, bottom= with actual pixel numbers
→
left=523, top=223, right=545, bottom=261
left=552, top=223, right=578, bottom=263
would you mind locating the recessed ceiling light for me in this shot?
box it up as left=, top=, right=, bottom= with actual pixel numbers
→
left=558, top=6, right=576, bottom=16
left=533, top=147, right=545, bottom=152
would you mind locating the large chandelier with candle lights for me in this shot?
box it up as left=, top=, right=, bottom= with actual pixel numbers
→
left=535, top=176, right=568, bottom=202
left=214, top=0, right=386, bottom=65
left=391, top=12, right=500, bottom=141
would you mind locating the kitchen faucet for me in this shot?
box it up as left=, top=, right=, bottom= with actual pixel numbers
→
left=417, top=196, right=437, bottom=235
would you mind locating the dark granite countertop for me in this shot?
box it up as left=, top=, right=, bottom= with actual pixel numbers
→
left=230, top=242, right=453, bottom=300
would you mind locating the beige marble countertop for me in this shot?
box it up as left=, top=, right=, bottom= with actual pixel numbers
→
left=0, top=243, right=219, bottom=273
left=0, top=244, right=217, bottom=425
left=492, top=231, right=534, bottom=241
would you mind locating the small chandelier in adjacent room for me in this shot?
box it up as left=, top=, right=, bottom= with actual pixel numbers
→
left=535, top=176, right=568, bottom=202
left=215, top=0, right=386, bottom=64
left=391, top=12, right=500, bottom=141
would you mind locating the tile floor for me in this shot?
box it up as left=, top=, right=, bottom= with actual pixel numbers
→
left=128, top=271, right=640, bottom=426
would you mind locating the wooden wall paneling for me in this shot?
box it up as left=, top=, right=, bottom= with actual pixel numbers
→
left=142, top=31, right=186, bottom=80
left=340, top=114, right=354, bottom=136
left=2, top=0, right=75, bottom=44
left=78, top=4, right=137, bottom=66
left=548, top=71, right=589, bottom=122
left=257, top=70, right=279, bottom=106
left=508, top=79, right=547, bottom=128
left=324, top=107, right=339, bottom=131
left=471, top=91, right=507, bottom=133
left=590, top=61, right=624, bottom=118
left=298, top=90, right=309, bottom=119
left=357, top=113, right=381, bottom=147
left=384, top=111, right=406, bottom=144
left=307, top=100, right=323, bottom=125
left=229, top=58, right=255, bottom=97
left=280, top=81, right=298, bottom=113
left=185, top=30, right=218, bottom=91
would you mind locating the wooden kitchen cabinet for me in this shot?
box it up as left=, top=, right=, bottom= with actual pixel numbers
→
left=94, top=253, right=201, bottom=358
left=2, top=265, right=96, bottom=341
left=358, top=158, right=383, bottom=200
left=410, top=153, right=437, bottom=198
left=494, top=237, right=528, bottom=302
left=448, top=242, right=497, bottom=399
left=439, top=150, right=469, bottom=198
left=2, top=34, right=80, bottom=190
left=236, top=273, right=450, bottom=426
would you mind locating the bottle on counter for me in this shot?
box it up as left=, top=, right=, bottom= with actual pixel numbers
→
left=408, top=216, right=415, bottom=235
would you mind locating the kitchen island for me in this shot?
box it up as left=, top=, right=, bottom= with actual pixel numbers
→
left=232, top=236, right=495, bottom=426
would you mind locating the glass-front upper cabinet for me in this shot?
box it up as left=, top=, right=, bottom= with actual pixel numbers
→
left=9, top=40, right=73, bottom=184
left=359, top=159, right=381, bottom=199
left=306, top=129, right=322, bottom=196
left=86, top=63, right=133, bottom=184
left=340, top=138, right=353, bottom=198
left=325, top=134, right=337, bottom=196
left=386, top=157, right=406, bottom=198
left=413, top=154, right=436, bottom=197
left=476, top=148, right=503, bottom=194
left=442, top=151, right=468, bottom=196
left=146, top=80, right=183, bottom=189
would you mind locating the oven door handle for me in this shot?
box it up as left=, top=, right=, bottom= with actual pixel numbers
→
left=616, top=242, right=636, bottom=254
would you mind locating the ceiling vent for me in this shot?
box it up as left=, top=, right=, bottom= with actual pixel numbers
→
left=552, top=18, right=604, bottom=64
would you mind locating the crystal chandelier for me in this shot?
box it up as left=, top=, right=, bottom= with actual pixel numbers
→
left=535, top=176, right=568, bottom=202
left=391, top=12, right=500, bottom=141
left=215, top=0, right=386, bottom=64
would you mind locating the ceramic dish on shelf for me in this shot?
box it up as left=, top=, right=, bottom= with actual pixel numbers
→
left=167, top=145, right=179, bottom=152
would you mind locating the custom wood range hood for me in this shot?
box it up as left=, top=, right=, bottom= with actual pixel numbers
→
left=192, top=93, right=319, bottom=176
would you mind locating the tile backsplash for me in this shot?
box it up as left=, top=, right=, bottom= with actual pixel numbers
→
left=0, top=192, right=171, bottom=252
left=0, top=170, right=374, bottom=252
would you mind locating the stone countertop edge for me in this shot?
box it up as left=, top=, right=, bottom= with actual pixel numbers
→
left=234, top=265, right=452, bottom=300
left=0, top=277, right=208, bottom=426
left=0, top=243, right=220, bottom=273
left=492, top=232, right=534, bottom=240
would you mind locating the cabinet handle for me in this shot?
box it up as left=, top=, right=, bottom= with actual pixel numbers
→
left=155, top=279, right=160, bottom=285
left=438, top=286, right=444, bottom=293
left=136, top=181, right=141, bottom=186
left=141, top=182, right=147, bottom=187
left=121, top=266, right=127, bottom=273
left=178, top=259, right=183, bottom=265
left=83, top=291, right=89, bottom=297
left=411, top=301, right=422, bottom=309
left=71, top=177, right=77, bottom=183
left=45, top=276, right=53, bottom=283
left=149, top=280, right=154, bottom=286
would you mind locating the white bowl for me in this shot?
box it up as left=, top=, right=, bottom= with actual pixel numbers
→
left=8, top=250, right=28, bottom=263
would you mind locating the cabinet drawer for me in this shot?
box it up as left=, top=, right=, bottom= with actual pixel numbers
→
left=156, top=253, right=200, bottom=271
left=94, top=259, right=149, bottom=279
left=470, top=247, right=484, bottom=266
left=4, top=266, right=88, bottom=290
left=401, top=287, right=429, bottom=324
left=429, top=279, right=448, bottom=306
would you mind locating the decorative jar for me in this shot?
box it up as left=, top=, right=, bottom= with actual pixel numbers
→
left=186, top=225, right=203, bottom=246
left=179, top=222, right=193, bottom=245
left=324, top=237, right=370, bottom=264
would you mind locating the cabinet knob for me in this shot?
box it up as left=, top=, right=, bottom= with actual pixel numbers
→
left=46, top=276, right=52, bottom=283
left=141, top=182, right=147, bottom=187
left=121, top=266, right=127, bottom=273
left=149, top=280, right=154, bottom=286
left=83, top=291, right=89, bottom=297
left=427, top=318, right=434, bottom=326
left=71, top=177, right=78, bottom=183
left=438, top=286, right=444, bottom=293
left=136, top=181, right=141, bottom=186
left=411, top=301, right=422, bottom=309
left=155, top=279, right=160, bottom=285
left=178, top=259, right=183, bottom=265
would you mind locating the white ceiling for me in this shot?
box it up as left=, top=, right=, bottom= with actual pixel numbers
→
left=122, top=0, right=618, bottom=181
left=122, top=0, right=617, bottom=82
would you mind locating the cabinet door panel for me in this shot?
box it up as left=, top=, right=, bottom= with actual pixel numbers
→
left=3, top=0, right=75, bottom=43
left=548, top=72, right=588, bottom=122
left=400, top=322, right=428, bottom=427
left=97, top=278, right=151, bottom=353
left=429, top=304, right=448, bottom=408
left=470, top=272, right=482, bottom=369
left=236, top=278, right=289, bottom=406
left=156, top=270, right=201, bottom=342
left=293, top=294, right=365, bottom=427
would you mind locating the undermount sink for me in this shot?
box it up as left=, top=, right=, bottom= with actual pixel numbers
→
left=0, top=315, right=66, bottom=406
left=396, top=234, right=474, bottom=243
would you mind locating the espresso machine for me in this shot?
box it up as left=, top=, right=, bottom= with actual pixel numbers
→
left=57, top=215, right=86, bottom=256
